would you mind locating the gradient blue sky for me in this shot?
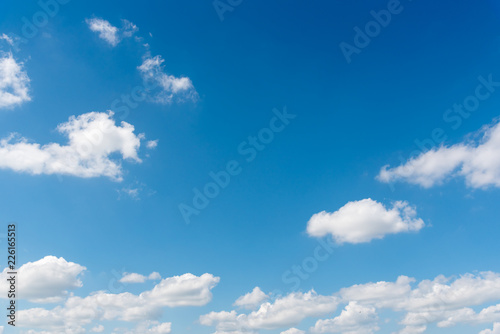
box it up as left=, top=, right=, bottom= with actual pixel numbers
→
left=1, top=0, right=500, bottom=333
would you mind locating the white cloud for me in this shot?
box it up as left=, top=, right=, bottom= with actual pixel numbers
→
left=339, top=275, right=414, bottom=308
left=378, top=118, right=500, bottom=188
left=311, top=302, right=379, bottom=334
left=19, top=272, right=218, bottom=332
left=149, top=272, right=162, bottom=280
left=120, top=272, right=148, bottom=283
left=0, top=111, right=146, bottom=181
left=202, top=271, right=500, bottom=334
left=397, top=326, right=426, bottom=334
left=86, top=18, right=138, bottom=47
left=119, top=272, right=162, bottom=283
left=86, top=18, right=120, bottom=46
left=86, top=18, right=119, bottom=46
left=0, top=52, right=30, bottom=109
left=146, top=322, right=172, bottom=334
left=0, top=256, right=85, bottom=303
left=138, top=55, right=197, bottom=104
left=121, top=19, right=139, bottom=38
left=146, top=140, right=158, bottom=149
left=0, top=34, right=14, bottom=46
left=90, top=325, right=104, bottom=332
left=234, top=287, right=269, bottom=310
left=480, top=323, right=500, bottom=334
left=200, top=290, right=339, bottom=332
left=306, top=199, right=424, bottom=244
left=280, top=329, right=305, bottom=334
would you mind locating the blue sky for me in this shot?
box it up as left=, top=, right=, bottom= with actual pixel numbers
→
left=1, top=0, right=500, bottom=333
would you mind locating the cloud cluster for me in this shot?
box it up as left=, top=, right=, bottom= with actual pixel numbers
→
left=378, top=118, right=500, bottom=189
left=306, top=199, right=424, bottom=244
left=201, top=272, right=500, bottom=334
left=9, top=256, right=218, bottom=333
left=0, top=52, right=30, bottom=109
left=0, top=111, right=147, bottom=181
left=85, top=17, right=197, bottom=105
left=200, top=291, right=339, bottom=332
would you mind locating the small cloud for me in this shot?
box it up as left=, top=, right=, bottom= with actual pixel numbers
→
left=119, top=271, right=162, bottom=284
left=86, top=18, right=120, bottom=46
left=234, top=287, right=269, bottom=309
left=121, top=19, right=138, bottom=38
left=86, top=17, right=139, bottom=47
left=90, top=325, right=105, bottom=332
left=148, top=272, right=162, bottom=280
left=147, top=139, right=158, bottom=149
left=138, top=55, right=197, bottom=104
left=0, top=34, right=14, bottom=46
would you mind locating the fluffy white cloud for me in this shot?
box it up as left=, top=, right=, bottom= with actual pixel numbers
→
left=119, top=272, right=162, bottom=284
left=339, top=275, right=414, bottom=308
left=145, top=322, right=172, bottom=334
left=234, top=287, right=269, bottom=309
left=378, top=119, right=500, bottom=188
left=138, top=55, right=197, bottom=104
left=19, top=272, right=218, bottom=332
left=344, top=272, right=500, bottom=332
left=306, top=199, right=424, bottom=244
left=311, top=302, right=379, bottom=334
left=280, top=328, right=305, bottom=334
left=201, top=290, right=339, bottom=332
left=481, top=323, right=500, bottom=334
left=202, top=272, right=500, bottom=334
left=0, top=52, right=30, bottom=109
left=0, top=111, right=147, bottom=181
left=0, top=256, right=85, bottom=303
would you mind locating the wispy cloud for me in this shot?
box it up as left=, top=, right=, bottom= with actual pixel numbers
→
left=86, top=18, right=138, bottom=46
left=138, top=55, right=197, bottom=104
left=0, top=52, right=30, bottom=109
